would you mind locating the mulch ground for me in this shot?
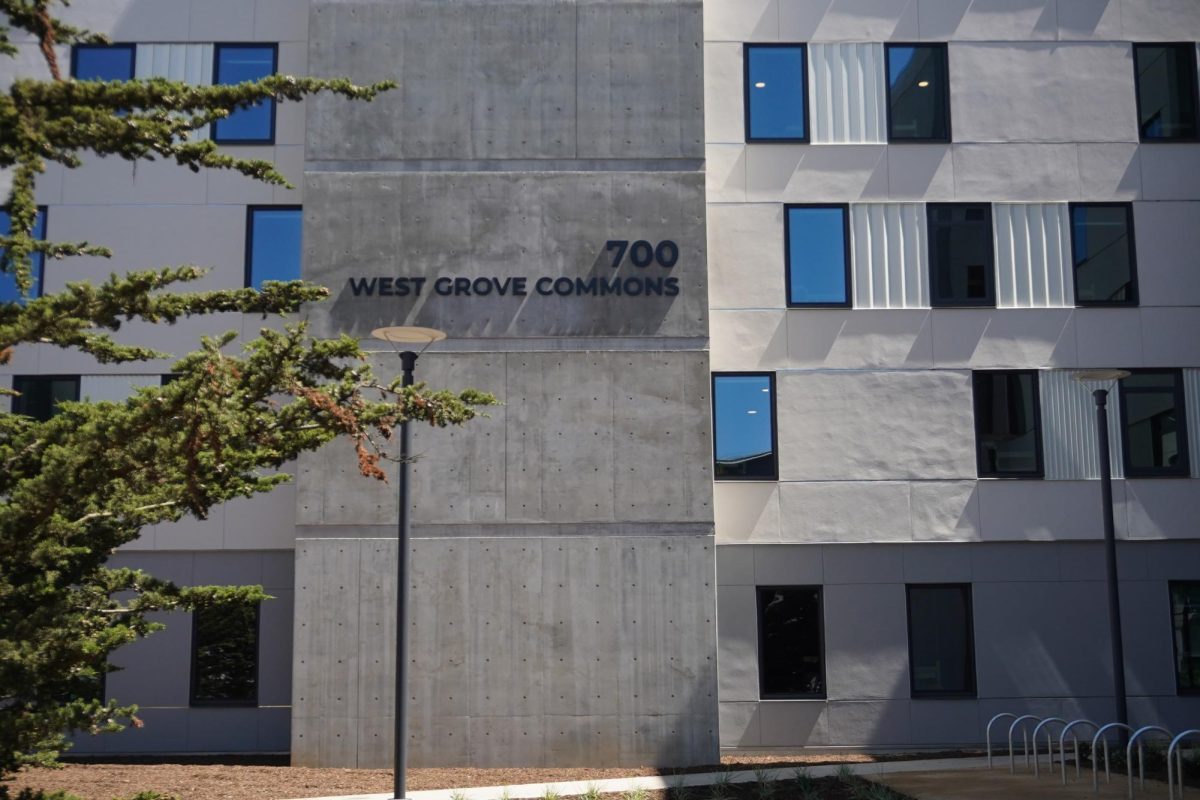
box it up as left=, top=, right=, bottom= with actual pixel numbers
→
left=4, top=753, right=942, bottom=800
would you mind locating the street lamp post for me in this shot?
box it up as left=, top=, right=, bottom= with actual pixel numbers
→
left=1073, top=368, right=1132, bottom=741
left=369, top=326, right=447, bottom=800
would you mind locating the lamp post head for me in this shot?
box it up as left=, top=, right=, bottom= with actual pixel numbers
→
left=1071, top=369, right=1132, bottom=383
left=369, top=326, right=447, bottom=346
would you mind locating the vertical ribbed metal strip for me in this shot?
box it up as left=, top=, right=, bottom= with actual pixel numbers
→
left=850, top=203, right=928, bottom=309
left=809, top=43, right=886, bottom=144
left=1185, top=369, right=1200, bottom=479
left=136, top=44, right=214, bottom=139
left=993, top=203, right=1074, bottom=308
left=1040, top=370, right=1125, bottom=480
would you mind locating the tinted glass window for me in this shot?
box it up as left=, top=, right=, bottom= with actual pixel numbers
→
left=1119, top=370, right=1189, bottom=477
left=1135, top=44, right=1199, bottom=141
left=72, top=44, right=135, bottom=81
left=713, top=374, right=776, bottom=479
left=1072, top=205, right=1136, bottom=305
left=887, top=44, right=949, bottom=141
left=213, top=45, right=276, bottom=143
left=247, top=207, right=302, bottom=288
left=787, top=206, right=849, bottom=306
left=745, top=45, right=807, bottom=141
left=908, top=585, right=976, bottom=696
left=928, top=203, right=994, bottom=306
left=973, top=371, right=1042, bottom=477
left=758, top=587, right=824, bottom=697
left=190, top=603, right=259, bottom=706
left=11, top=376, right=79, bottom=422
left=1173, top=582, right=1200, bottom=694
left=0, top=208, right=48, bottom=302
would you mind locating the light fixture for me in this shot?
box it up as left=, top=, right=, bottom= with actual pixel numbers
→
left=754, top=81, right=766, bottom=88
left=370, top=326, right=447, bottom=346
left=747, top=410, right=758, bottom=415
left=917, top=80, right=930, bottom=88
left=1072, top=369, right=1132, bottom=383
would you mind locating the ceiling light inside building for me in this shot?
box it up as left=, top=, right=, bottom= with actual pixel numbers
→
left=917, top=80, right=930, bottom=87
left=754, top=82, right=766, bottom=88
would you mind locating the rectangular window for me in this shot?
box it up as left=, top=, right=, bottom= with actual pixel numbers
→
left=973, top=371, right=1043, bottom=478
left=712, top=373, right=777, bottom=480
left=886, top=43, right=950, bottom=142
left=785, top=204, right=850, bottom=307
left=0, top=208, right=48, bottom=302
left=744, top=44, right=808, bottom=142
left=928, top=203, right=994, bottom=307
left=190, top=602, right=260, bottom=706
left=11, top=376, right=80, bottom=422
left=71, top=44, right=135, bottom=81
left=212, top=44, right=277, bottom=144
left=1071, top=203, right=1137, bottom=306
left=1172, top=581, right=1200, bottom=694
left=907, top=584, right=976, bottom=697
left=246, top=206, right=302, bottom=289
left=758, top=586, right=825, bottom=698
left=1134, top=44, right=1199, bottom=142
left=1119, top=370, right=1190, bottom=477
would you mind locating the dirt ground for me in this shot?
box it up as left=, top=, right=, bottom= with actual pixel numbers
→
left=5, top=753, right=926, bottom=800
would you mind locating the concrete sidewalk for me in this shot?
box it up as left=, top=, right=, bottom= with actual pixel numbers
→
left=289, top=756, right=993, bottom=800
left=875, top=765, right=1173, bottom=799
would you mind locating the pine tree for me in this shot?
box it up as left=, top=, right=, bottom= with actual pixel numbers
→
left=0, top=1, right=494, bottom=776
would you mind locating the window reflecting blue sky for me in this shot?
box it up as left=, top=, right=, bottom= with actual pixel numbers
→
left=788, top=206, right=847, bottom=304
left=248, top=208, right=302, bottom=289
left=714, top=375, right=774, bottom=464
left=214, top=46, right=276, bottom=142
left=73, top=45, right=135, bottom=81
left=0, top=209, right=47, bottom=303
left=747, top=46, right=806, bottom=140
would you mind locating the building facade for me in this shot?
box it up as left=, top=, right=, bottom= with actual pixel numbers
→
left=0, top=0, right=1198, bottom=766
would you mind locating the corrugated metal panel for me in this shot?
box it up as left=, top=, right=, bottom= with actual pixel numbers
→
left=136, top=44, right=213, bottom=139
left=1186, top=369, right=1200, bottom=479
left=80, top=375, right=159, bottom=403
left=993, top=203, right=1074, bottom=308
left=850, top=203, right=928, bottom=309
left=1041, top=370, right=1125, bottom=480
left=809, top=43, right=886, bottom=145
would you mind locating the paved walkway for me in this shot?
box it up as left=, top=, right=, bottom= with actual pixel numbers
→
left=875, top=765, right=1174, bottom=799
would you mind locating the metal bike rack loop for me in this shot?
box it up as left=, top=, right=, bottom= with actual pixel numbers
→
left=1092, top=722, right=1134, bottom=792
left=1167, top=729, right=1200, bottom=800
left=1057, top=718, right=1098, bottom=785
left=1126, top=725, right=1173, bottom=799
left=1032, top=717, right=1068, bottom=777
left=1009, top=715, right=1042, bottom=774
left=986, top=712, right=1018, bottom=769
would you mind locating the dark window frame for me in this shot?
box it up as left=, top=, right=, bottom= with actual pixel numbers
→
left=927, top=202, right=995, bottom=308
left=784, top=203, right=852, bottom=309
left=1170, top=580, right=1200, bottom=696
left=1068, top=202, right=1139, bottom=308
left=972, top=369, right=1045, bottom=479
left=69, top=43, right=137, bottom=80
left=884, top=42, right=952, bottom=144
left=756, top=585, right=827, bottom=700
left=11, top=374, right=81, bottom=420
left=244, top=205, right=303, bottom=289
left=1118, top=368, right=1191, bottom=478
left=211, top=43, right=279, bottom=145
left=906, top=583, right=978, bottom=699
left=1132, top=43, right=1200, bottom=144
left=711, top=371, right=779, bottom=482
left=188, top=601, right=262, bottom=708
left=743, top=43, right=810, bottom=144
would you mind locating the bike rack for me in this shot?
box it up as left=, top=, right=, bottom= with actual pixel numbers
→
left=1127, top=725, right=1173, bottom=799
left=1092, top=722, right=1134, bottom=792
left=986, top=712, right=1018, bottom=769
left=1032, top=717, right=1068, bottom=777
left=1057, top=718, right=1098, bottom=785
left=1009, top=715, right=1042, bottom=774
left=1167, top=729, right=1200, bottom=800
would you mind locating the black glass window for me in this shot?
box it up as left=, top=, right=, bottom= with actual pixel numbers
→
left=758, top=587, right=824, bottom=698
left=0, top=208, right=48, bottom=303
left=212, top=45, right=277, bottom=144
left=886, top=44, right=950, bottom=142
left=713, top=373, right=776, bottom=479
left=1119, top=370, right=1190, bottom=477
left=72, top=44, right=135, bottom=81
left=11, top=375, right=79, bottom=421
left=786, top=205, right=850, bottom=306
left=1071, top=204, right=1137, bottom=306
left=928, top=203, right=994, bottom=307
left=744, top=45, right=807, bottom=142
left=973, top=371, right=1042, bottom=478
left=190, top=603, right=260, bottom=706
left=246, top=207, right=302, bottom=289
left=1173, top=582, right=1200, bottom=694
left=907, top=584, right=976, bottom=697
left=1134, top=44, right=1199, bottom=141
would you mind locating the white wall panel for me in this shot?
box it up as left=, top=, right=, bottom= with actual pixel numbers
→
left=1040, top=369, right=1125, bottom=480
left=850, top=203, right=928, bottom=309
left=809, top=43, right=886, bottom=145
left=135, top=44, right=213, bottom=139
left=993, top=203, right=1073, bottom=309
left=79, top=374, right=159, bottom=403
left=1186, top=369, right=1200, bottom=480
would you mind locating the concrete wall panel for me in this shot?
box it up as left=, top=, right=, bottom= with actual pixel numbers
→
left=784, top=309, right=935, bottom=369
left=918, top=0, right=1057, bottom=41
left=824, top=583, right=909, bottom=700
left=1136, top=203, right=1200, bottom=307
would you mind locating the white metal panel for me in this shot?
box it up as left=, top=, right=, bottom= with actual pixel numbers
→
left=1186, top=369, right=1200, bottom=479
left=135, top=44, right=213, bottom=139
left=993, top=203, right=1074, bottom=309
left=809, top=43, right=886, bottom=145
left=79, top=375, right=159, bottom=403
left=850, top=203, right=928, bottom=309
left=1040, top=369, right=1125, bottom=480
